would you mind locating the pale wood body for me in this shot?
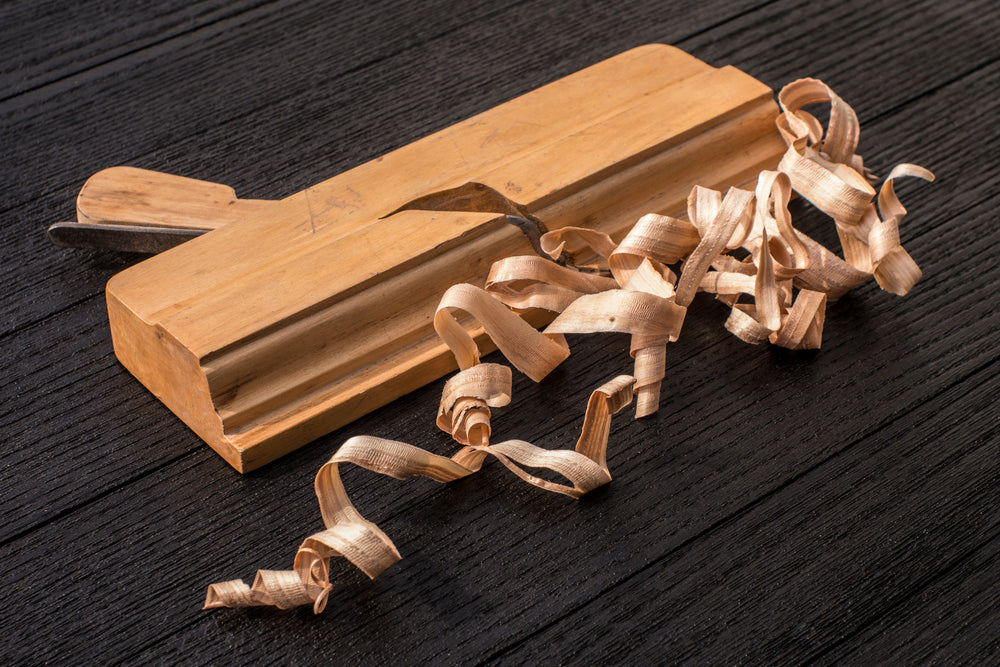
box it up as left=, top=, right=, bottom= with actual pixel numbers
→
left=105, top=45, right=787, bottom=471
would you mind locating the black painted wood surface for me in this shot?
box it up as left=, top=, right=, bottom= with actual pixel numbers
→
left=2, top=0, right=998, bottom=663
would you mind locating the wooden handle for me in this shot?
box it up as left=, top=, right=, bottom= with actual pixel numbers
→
left=76, top=166, right=276, bottom=231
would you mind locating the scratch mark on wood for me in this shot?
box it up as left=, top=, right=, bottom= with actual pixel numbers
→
left=304, top=187, right=317, bottom=234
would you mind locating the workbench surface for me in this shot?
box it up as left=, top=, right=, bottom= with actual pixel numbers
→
left=3, top=0, right=998, bottom=663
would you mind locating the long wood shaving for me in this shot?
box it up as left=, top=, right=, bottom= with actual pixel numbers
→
left=434, top=283, right=569, bottom=381
left=485, top=255, right=617, bottom=312
left=206, top=77, right=933, bottom=613
left=205, top=374, right=635, bottom=612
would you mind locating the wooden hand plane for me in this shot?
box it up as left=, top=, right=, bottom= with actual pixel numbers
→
left=55, top=45, right=787, bottom=472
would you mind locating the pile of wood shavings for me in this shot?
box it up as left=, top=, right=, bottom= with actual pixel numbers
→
left=204, top=78, right=933, bottom=614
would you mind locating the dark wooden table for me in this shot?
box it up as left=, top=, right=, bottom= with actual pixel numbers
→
left=3, top=1, right=998, bottom=663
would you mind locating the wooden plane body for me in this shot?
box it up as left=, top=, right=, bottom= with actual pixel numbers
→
left=100, top=45, right=786, bottom=471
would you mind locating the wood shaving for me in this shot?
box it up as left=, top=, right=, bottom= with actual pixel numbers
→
left=205, top=78, right=933, bottom=613
left=205, top=373, right=635, bottom=613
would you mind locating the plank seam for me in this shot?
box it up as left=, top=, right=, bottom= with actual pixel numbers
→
left=0, top=447, right=200, bottom=549
left=674, top=0, right=780, bottom=48
left=0, top=292, right=100, bottom=343
left=859, top=58, right=1000, bottom=129
left=0, top=0, right=277, bottom=105
left=0, top=0, right=534, bottom=116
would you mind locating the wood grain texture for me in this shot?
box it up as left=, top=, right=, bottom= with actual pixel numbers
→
left=499, top=357, right=1000, bottom=663
left=2, top=0, right=998, bottom=663
left=0, top=1, right=268, bottom=99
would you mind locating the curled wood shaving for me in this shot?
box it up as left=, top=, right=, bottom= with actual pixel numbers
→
left=539, top=226, right=618, bottom=271
left=676, top=186, right=756, bottom=307
left=437, top=363, right=512, bottom=446
left=434, top=283, right=569, bottom=381
left=205, top=77, right=934, bottom=614
left=485, top=255, right=617, bottom=313
left=870, top=164, right=935, bottom=294
left=775, top=79, right=935, bottom=296
left=204, top=374, right=635, bottom=612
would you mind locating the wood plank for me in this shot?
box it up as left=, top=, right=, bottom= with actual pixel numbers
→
left=817, top=534, right=1000, bottom=664
left=491, top=358, right=1000, bottom=663
left=682, top=0, right=1000, bottom=113
left=0, top=298, right=193, bottom=544
left=0, top=1, right=268, bottom=98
